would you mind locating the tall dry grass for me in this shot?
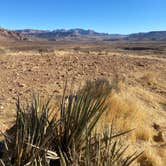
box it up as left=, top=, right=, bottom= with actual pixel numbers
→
left=137, top=144, right=164, bottom=166
left=97, top=81, right=154, bottom=143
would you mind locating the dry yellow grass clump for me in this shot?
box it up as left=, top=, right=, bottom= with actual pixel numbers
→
left=137, top=144, right=165, bottom=166
left=96, top=78, right=166, bottom=166
left=102, top=85, right=153, bottom=143
left=140, top=71, right=158, bottom=86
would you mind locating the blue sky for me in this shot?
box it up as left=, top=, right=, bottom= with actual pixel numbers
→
left=0, top=0, right=166, bottom=34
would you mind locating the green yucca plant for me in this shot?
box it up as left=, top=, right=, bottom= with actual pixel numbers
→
left=0, top=79, right=143, bottom=165
left=52, top=84, right=109, bottom=164
left=1, top=95, right=59, bottom=166
left=51, top=80, right=142, bottom=165
left=69, top=125, right=143, bottom=166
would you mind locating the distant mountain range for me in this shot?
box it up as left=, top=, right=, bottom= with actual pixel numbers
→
left=16, top=28, right=125, bottom=40
left=15, top=29, right=166, bottom=41
left=1, top=27, right=166, bottom=42
left=126, top=31, right=166, bottom=41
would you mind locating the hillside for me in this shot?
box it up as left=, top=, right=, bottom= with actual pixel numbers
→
left=0, top=28, right=24, bottom=41
left=17, top=29, right=107, bottom=38
left=126, top=31, right=166, bottom=41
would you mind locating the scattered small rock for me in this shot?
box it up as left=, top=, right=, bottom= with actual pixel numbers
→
left=17, top=82, right=26, bottom=88
left=53, top=90, right=60, bottom=93
left=152, top=123, right=160, bottom=131
left=153, top=131, right=164, bottom=142
left=136, top=62, right=146, bottom=67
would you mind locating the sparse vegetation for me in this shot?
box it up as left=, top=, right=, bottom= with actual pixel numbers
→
left=0, top=81, right=143, bottom=165
left=0, top=40, right=165, bottom=166
left=140, top=72, right=158, bottom=87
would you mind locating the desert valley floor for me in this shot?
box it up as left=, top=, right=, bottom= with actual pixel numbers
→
left=0, top=40, right=166, bottom=165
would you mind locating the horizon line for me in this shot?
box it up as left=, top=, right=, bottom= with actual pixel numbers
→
left=1, top=26, right=166, bottom=35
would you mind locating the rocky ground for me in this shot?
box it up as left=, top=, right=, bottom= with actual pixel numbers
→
left=0, top=41, right=166, bottom=165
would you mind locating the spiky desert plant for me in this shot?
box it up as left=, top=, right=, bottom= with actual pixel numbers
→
left=51, top=85, right=109, bottom=164
left=1, top=79, right=142, bottom=166
left=51, top=80, right=142, bottom=165
left=1, top=95, right=59, bottom=166
left=69, top=125, right=143, bottom=166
